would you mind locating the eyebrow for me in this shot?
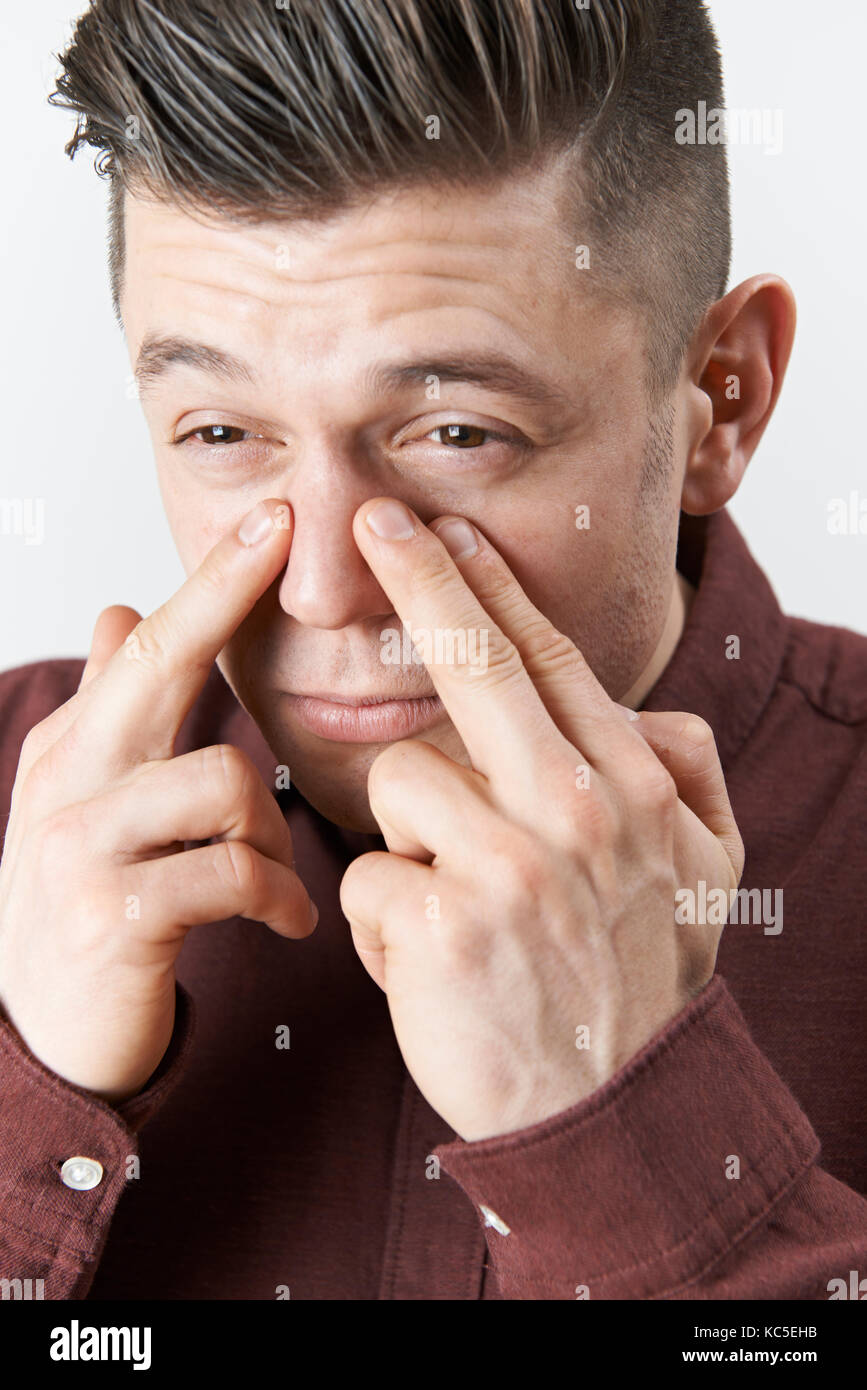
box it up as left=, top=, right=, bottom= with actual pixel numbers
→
left=365, top=355, right=574, bottom=412
left=134, top=333, right=573, bottom=413
left=135, top=334, right=254, bottom=394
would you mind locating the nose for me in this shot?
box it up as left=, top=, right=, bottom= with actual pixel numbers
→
left=275, top=459, right=397, bottom=629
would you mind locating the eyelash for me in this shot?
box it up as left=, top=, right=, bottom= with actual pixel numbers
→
left=172, top=422, right=522, bottom=454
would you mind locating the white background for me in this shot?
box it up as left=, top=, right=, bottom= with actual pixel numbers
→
left=1, top=0, right=864, bottom=670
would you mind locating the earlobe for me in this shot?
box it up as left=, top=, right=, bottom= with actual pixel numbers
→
left=680, top=275, right=797, bottom=516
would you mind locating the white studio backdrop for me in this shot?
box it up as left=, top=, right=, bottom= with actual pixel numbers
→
left=0, top=0, right=864, bottom=672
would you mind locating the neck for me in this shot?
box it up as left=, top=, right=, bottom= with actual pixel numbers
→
left=618, top=570, right=695, bottom=710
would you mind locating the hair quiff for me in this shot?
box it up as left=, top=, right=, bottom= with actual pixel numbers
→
left=50, top=0, right=731, bottom=396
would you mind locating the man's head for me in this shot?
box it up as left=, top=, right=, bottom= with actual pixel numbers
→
left=51, top=0, right=795, bottom=831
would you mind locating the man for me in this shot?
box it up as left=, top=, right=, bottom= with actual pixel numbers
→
left=0, top=0, right=864, bottom=1301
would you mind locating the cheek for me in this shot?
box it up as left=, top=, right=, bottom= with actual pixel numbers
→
left=158, top=469, right=249, bottom=577
left=479, top=473, right=638, bottom=627
left=474, top=455, right=669, bottom=699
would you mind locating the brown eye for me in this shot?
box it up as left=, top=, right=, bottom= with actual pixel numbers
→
left=435, top=424, right=488, bottom=448
left=195, top=424, right=249, bottom=445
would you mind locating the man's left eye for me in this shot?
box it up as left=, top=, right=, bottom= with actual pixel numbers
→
left=427, top=423, right=503, bottom=448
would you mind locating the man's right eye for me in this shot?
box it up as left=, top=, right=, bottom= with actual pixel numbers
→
left=176, top=424, right=255, bottom=446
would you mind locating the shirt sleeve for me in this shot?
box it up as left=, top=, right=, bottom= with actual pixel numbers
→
left=433, top=974, right=867, bottom=1300
left=0, top=981, right=195, bottom=1300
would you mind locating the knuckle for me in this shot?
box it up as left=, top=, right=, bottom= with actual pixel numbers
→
left=337, top=863, right=358, bottom=917
left=18, top=715, right=73, bottom=791
left=36, top=806, right=87, bottom=869
left=572, top=791, right=617, bottom=854
left=20, top=740, right=68, bottom=811
left=195, top=552, right=230, bottom=598
left=338, top=851, right=378, bottom=916
left=20, top=722, right=50, bottom=765
left=215, top=838, right=259, bottom=899
left=636, top=763, right=679, bottom=814
left=206, top=743, right=254, bottom=804
left=437, top=916, right=492, bottom=975
left=475, top=631, right=525, bottom=689
left=366, top=739, right=422, bottom=795
left=127, top=608, right=210, bottom=681
left=15, top=765, right=47, bottom=819
left=365, top=753, right=390, bottom=813
left=409, top=548, right=462, bottom=604
left=678, top=714, right=716, bottom=760
left=124, top=616, right=170, bottom=673
left=368, top=739, right=426, bottom=803
left=15, top=754, right=49, bottom=814
left=487, top=829, right=547, bottom=902
left=519, top=621, right=577, bottom=674
left=511, top=848, right=550, bottom=899
left=472, top=560, right=519, bottom=612
left=539, top=795, right=585, bottom=850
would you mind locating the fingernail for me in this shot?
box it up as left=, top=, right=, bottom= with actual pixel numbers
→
left=365, top=500, right=416, bottom=540
left=238, top=501, right=275, bottom=546
left=309, top=899, right=319, bottom=928
left=431, top=517, right=478, bottom=560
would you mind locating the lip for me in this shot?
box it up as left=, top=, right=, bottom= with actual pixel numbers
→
left=283, top=692, right=445, bottom=743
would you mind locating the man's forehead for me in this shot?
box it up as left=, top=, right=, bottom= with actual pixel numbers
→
left=122, top=205, right=568, bottom=385
left=119, top=153, right=640, bottom=401
left=120, top=152, right=581, bottom=305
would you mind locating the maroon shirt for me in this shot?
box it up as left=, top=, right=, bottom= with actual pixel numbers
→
left=1, top=508, right=865, bottom=1300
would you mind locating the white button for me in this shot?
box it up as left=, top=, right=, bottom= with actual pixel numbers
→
left=60, top=1156, right=104, bottom=1191
left=480, top=1204, right=511, bottom=1236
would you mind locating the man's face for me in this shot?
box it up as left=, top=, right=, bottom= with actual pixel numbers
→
left=122, top=159, right=688, bottom=832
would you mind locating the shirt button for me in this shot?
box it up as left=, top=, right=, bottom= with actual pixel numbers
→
left=60, top=1156, right=104, bottom=1191
left=479, top=1204, right=511, bottom=1236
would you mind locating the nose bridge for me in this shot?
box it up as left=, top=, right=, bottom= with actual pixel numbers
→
left=276, top=451, right=393, bottom=629
left=267, top=305, right=399, bottom=629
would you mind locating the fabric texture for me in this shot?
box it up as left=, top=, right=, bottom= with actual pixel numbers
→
left=0, top=507, right=865, bottom=1300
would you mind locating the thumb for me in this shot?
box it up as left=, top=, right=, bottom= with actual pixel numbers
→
left=622, top=708, right=745, bottom=883
left=78, top=605, right=142, bottom=690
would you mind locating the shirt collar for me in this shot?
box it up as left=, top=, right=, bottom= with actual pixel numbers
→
left=641, top=508, right=789, bottom=771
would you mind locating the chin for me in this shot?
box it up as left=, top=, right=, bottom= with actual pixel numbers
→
left=276, top=721, right=470, bottom=834
left=289, top=756, right=384, bottom=833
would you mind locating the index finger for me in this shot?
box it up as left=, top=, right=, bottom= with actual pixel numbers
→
left=353, top=497, right=561, bottom=784
left=73, top=499, right=293, bottom=768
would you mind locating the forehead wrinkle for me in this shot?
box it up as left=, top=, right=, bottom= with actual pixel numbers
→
left=146, top=270, right=288, bottom=314
left=147, top=265, right=503, bottom=305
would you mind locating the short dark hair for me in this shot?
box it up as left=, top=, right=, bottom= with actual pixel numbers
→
left=50, top=0, right=731, bottom=398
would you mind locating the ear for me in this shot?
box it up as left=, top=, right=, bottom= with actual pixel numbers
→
left=679, top=275, right=797, bottom=516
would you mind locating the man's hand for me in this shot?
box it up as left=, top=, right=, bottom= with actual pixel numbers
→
left=341, top=500, right=744, bottom=1142
left=0, top=499, right=315, bottom=1103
